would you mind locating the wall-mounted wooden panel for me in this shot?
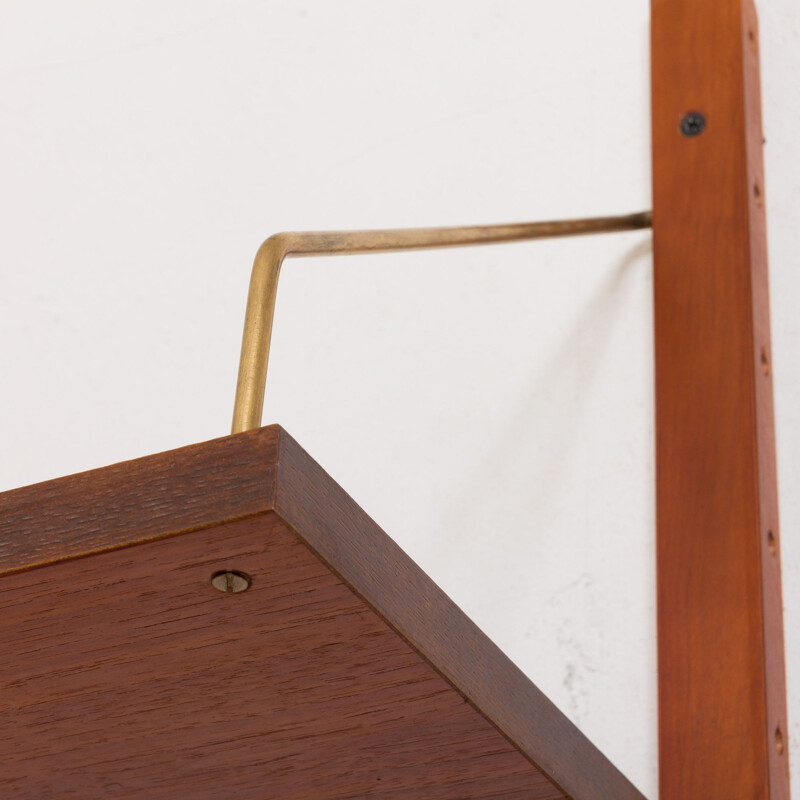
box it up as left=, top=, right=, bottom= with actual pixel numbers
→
left=651, top=1, right=790, bottom=797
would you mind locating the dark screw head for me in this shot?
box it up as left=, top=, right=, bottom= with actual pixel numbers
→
left=211, top=571, right=251, bottom=594
left=680, top=112, right=706, bottom=137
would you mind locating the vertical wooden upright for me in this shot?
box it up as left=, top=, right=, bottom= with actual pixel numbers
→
left=652, top=1, right=790, bottom=798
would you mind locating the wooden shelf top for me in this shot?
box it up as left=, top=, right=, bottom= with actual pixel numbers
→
left=0, top=426, right=643, bottom=800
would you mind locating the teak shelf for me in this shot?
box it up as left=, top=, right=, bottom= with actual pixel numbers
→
left=0, top=427, right=641, bottom=800
left=0, top=0, right=790, bottom=798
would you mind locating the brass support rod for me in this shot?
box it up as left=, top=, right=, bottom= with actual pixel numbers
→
left=232, top=210, right=652, bottom=433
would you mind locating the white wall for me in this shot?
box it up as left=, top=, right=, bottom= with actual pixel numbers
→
left=0, top=2, right=797, bottom=796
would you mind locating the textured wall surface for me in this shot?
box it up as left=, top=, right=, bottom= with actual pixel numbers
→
left=0, top=2, right=797, bottom=796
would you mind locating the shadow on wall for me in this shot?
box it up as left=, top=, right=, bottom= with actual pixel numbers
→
left=438, top=235, right=654, bottom=556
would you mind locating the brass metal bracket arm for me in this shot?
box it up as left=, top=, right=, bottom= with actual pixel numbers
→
left=232, top=211, right=653, bottom=433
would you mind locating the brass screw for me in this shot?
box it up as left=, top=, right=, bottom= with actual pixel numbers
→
left=211, top=571, right=251, bottom=594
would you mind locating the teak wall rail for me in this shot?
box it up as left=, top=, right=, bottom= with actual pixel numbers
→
left=652, top=0, right=789, bottom=798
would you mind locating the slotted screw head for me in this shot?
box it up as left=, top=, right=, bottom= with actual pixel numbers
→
left=211, top=571, right=251, bottom=594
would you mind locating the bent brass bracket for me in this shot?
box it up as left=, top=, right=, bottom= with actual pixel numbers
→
left=232, top=211, right=652, bottom=433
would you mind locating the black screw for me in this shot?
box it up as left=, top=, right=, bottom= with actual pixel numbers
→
left=680, top=112, right=706, bottom=137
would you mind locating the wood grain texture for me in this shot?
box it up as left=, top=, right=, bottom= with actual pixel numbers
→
left=275, top=429, right=644, bottom=800
left=651, top=1, right=790, bottom=798
left=0, top=426, right=279, bottom=574
left=0, top=426, right=645, bottom=800
left=0, top=514, right=562, bottom=799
